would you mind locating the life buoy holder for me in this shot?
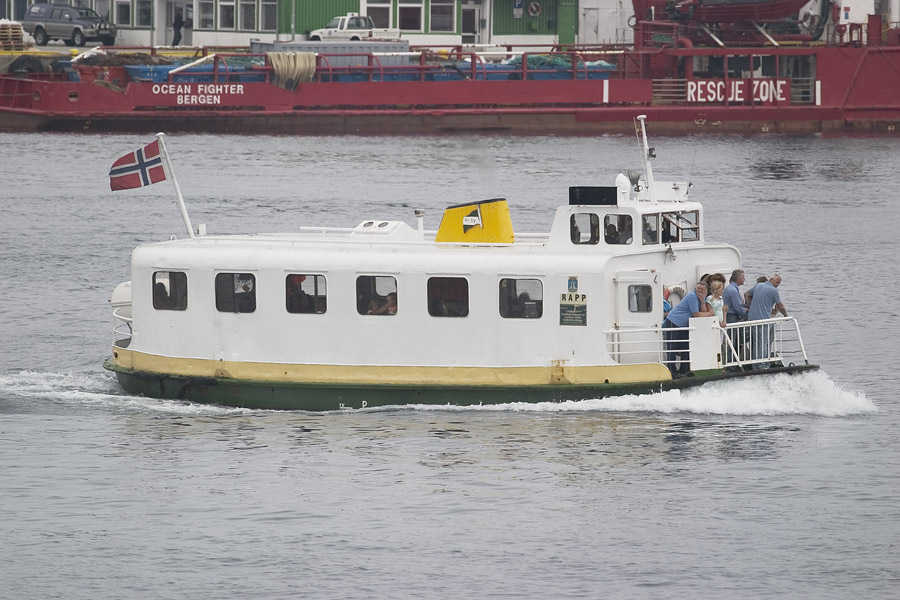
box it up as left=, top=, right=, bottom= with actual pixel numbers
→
left=527, top=1, right=542, bottom=17
left=666, top=284, right=686, bottom=305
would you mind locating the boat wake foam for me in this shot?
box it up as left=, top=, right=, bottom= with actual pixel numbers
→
left=0, top=369, right=875, bottom=417
left=409, top=371, right=876, bottom=417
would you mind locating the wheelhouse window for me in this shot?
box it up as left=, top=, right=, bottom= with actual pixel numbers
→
left=286, top=274, right=326, bottom=314
left=215, top=273, right=256, bottom=313
left=153, top=271, right=187, bottom=310
left=365, top=0, right=391, bottom=28
left=570, top=213, right=600, bottom=245
left=500, top=278, right=543, bottom=319
left=662, top=211, right=700, bottom=243
left=357, top=275, right=398, bottom=315
left=430, top=0, right=454, bottom=32
left=628, top=284, right=653, bottom=313
left=398, top=0, right=423, bottom=31
left=642, top=214, right=659, bottom=245
left=604, top=214, right=633, bottom=245
left=428, top=277, right=469, bottom=317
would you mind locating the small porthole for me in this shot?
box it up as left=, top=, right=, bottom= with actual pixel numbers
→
left=68, top=91, right=79, bottom=103
left=378, top=221, right=389, bottom=228
left=33, top=90, right=41, bottom=101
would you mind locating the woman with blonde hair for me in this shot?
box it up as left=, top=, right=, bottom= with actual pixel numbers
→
left=707, top=279, right=728, bottom=328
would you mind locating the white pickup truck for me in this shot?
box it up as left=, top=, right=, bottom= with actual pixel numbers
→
left=308, top=14, right=401, bottom=41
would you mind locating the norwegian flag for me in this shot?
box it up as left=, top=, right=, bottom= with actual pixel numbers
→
left=109, top=140, right=167, bottom=191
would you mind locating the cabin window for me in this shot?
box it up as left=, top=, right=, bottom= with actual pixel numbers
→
left=428, top=277, right=469, bottom=317
left=604, top=214, right=633, bottom=245
left=628, top=285, right=653, bottom=313
left=570, top=213, right=600, bottom=245
left=662, top=211, right=700, bottom=243
left=215, top=273, right=256, bottom=313
left=499, top=278, right=543, bottom=319
left=642, top=214, right=659, bottom=245
left=286, top=274, right=326, bottom=314
left=153, top=271, right=187, bottom=311
left=357, top=275, right=397, bottom=316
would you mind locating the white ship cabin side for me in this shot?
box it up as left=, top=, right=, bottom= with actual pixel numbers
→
left=114, top=173, right=740, bottom=385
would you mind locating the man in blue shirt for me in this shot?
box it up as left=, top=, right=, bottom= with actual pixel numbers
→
left=748, top=274, right=788, bottom=369
left=663, top=280, right=714, bottom=377
left=723, top=269, right=749, bottom=364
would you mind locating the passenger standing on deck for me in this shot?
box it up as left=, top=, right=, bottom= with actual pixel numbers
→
left=663, top=281, right=714, bottom=377
left=724, top=269, right=749, bottom=364
left=172, top=9, right=184, bottom=46
left=748, top=274, right=788, bottom=369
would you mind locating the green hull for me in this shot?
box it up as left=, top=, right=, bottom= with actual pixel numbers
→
left=103, top=359, right=819, bottom=411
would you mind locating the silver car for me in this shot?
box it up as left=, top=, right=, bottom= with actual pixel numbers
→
left=22, top=3, right=116, bottom=47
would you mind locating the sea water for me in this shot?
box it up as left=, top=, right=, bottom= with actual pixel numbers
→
left=0, top=133, right=897, bottom=599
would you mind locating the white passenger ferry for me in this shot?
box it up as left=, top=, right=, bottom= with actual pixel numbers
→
left=104, top=118, right=816, bottom=410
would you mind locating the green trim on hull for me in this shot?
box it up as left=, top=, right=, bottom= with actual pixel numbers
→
left=103, top=359, right=819, bottom=411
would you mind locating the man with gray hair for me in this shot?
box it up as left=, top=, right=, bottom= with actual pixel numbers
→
left=723, top=268, right=749, bottom=364
left=748, top=273, right=788, bottom=369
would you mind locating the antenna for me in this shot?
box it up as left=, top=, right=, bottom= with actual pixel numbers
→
left=635, top=115, right=656, bottom=202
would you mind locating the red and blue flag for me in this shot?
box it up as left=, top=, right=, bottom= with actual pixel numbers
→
left=109, top=140, right=167, bottom=191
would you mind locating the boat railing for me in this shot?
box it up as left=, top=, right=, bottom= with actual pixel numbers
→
left=605, top=315, right=810, bottom=371
left=112, top=306, right=132, bottom=344
left=721, top=316, right=810, bottom=369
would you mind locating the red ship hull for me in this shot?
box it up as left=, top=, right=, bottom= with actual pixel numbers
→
left=2, top=44, right=900, bottom=135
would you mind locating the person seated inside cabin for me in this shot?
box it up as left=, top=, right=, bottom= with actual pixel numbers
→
left=286, top=275, right=313, bottom=313
left=368, top=293, right=398, bottom=315
left=570, top=221, right=581, bottom=244
left=153, top=281, right=171, bottom=309
left=642, top=218, right=658, bottom=244
left=605, top=223, right=619, bottom=244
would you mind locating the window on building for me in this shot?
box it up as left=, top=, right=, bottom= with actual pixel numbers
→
left=366, top=0, right=391, bottom=28
left=642, top=214, right=659, bottom=245
left=499, top=278, right=543, bottom=319
left=94, top=0, right=111, bottom=19
left=239, top=0, right=255, bottom=30
left=604, top=214, right=633, bottom=245
left=153, top=271, right=187, bottom=310
left=114, top=1, right=130, bottom=25
left=570, top=213, right=600, bottom=245
left=198, top=0, right=214, bottom=28
left=286, top=274, right=326, bottom=314
left=430, top=0, right=454, bottom=32
left=628, top=285, right=653, bottom=313
left=398, top=0, right=422, bottom=31
left=215, top=273, right=256, bottom=313
left=357, top=275, right=398, bottom=315
left=219, top=0, right=235, bottom=29
left=427, top=277, right=468, bottom=317
left=136, top=0, right=151, bottom=27
left=260, top=0, right=276, bottom=30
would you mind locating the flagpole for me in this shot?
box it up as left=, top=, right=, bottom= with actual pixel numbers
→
left=155, top=132, right=195, bottom=240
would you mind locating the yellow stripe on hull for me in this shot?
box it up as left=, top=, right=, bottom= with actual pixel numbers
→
left=111, top=346, right=673, bottom=386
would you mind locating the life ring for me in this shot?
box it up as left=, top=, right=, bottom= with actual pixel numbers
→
left=627, top=15, right=637, bottom=28
left=528, top=1, right=542, bottom=17
left=666, top=284, right=686, bottom=305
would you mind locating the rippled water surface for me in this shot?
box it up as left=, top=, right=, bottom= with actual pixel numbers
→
left=1, top=132, right=898, bottom=599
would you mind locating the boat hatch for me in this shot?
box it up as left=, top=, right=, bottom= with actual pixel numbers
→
left=435, top=198, right=514, bottom=244
left=349, top=220, right=419, bottom=241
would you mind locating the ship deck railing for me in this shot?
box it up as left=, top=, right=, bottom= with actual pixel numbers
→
left=112, top=307, right=132, bottom=345
left=605, top=316, right=810, bottom=371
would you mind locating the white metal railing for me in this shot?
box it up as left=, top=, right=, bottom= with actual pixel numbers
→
left=112, top=307, right=133, bottom=344
left=605, top=316, right=809, bottom=371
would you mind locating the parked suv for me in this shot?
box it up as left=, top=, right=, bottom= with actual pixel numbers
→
left=22, top=3, right=116, bottom=47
